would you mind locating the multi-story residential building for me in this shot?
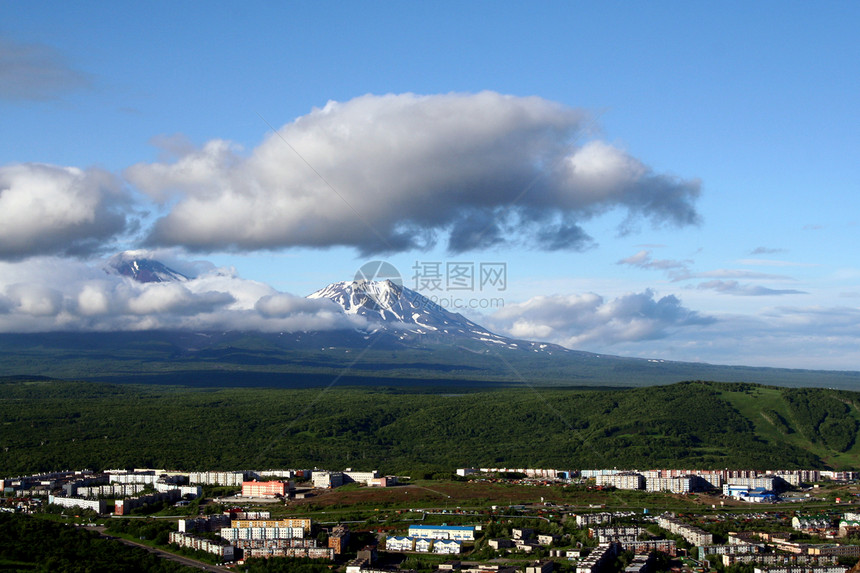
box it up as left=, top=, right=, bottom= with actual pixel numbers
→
left=47, top=495, right=106, bottom=514
left=241, top=480, right=288, bottom=498
left=596, top=472, right=644, bottom=490
left=820, top=471, right=858, bottom=481
left=108, top=470, right=160, bottom=485
left=512, top=528, right=533, bottom=540
left=231, top=538, right=319, bottom=550
left=577, top=543, right=618, bottom=573
left=624, top=555, right=650, bottom=573
left=646, top=476, right=696, bottom=494
left=232, top=518, right=311, bottom=534
left=189, top=471, right=248, bottom=487
left=226, top=511, right=270, bottom=520
left=624, top=539, right=676, bottom=556
left=343, top=470, right=380, bottom=486
left=526, top=561, right=554, bottom=573
left=725, top=476, right=779, bottom=492
left=312, top=471, right=344, bottom=489
left=408, top=525, right=475, bottom=541
left=177, top=514, right=232, bottom=533
left=329, top=525, right=350, bottom=555
left=697, top=543, right=763, bottom=561
left=219, top=527, right=305, bottom=541
left=241, top=545, right=334, bottom=559
left=590, top=526, right=643, bottom=542
left=723, top=553, right=839, bottom=567
left=575, top=513, right=613, bottom=527
left=656, top=514, right=713, bottom=545
left=792, top=516, right=834, bottom=533
left=169, top=532, right=235, bottom=560
left=581, top=469, right=624, bottom=479
left=114, top=489, right=181, bottom=515
left=753, top=567, right=847, bottom=573
left=807, top=545, right=860, bottom=558
left=76, top=484, right=145, bottom=498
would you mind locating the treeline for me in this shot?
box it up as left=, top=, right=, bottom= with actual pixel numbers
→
left=0, top=512, right=196, bottom=572
left=0, top=379, right=857, bottom=476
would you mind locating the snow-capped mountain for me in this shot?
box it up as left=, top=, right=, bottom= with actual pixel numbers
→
left=106, top=253, right=189, bottom=283
left=308, top=279, right=560, bottom=352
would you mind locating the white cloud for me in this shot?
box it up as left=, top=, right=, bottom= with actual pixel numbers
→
left=126, top=92, right=701, bottom=255
left=0, top=163, right=132, bottom=260
left=485, top=289, right=714, bottom=349
left=0, top=257, right=360, bottom=333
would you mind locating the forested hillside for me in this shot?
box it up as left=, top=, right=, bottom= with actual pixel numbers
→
left=1, top=379, right=858, bottom=476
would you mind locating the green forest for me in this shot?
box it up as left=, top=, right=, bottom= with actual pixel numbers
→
left=2, top=378, right=859, bottom=476
left=0, top=512, right=197, bottom=572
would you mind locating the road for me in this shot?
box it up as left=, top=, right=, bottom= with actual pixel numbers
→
left=85, top=526, right=231, bottom=572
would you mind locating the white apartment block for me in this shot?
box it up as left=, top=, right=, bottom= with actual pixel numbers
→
left=312, top=471, right=344, bottom=489
left=656, top=514, right=713, bottom=546
left=596, top=473, right=644, bottom=490
left=108, top=470, right=159, bottom=485
left=343, top=470, right=380, bottom=485
left=169, top=531, right=235, bottom=560
left=576, top=513, right=613, bottom=527
left=47, top=495, right=106, bottom=514
left=646, top=476, right=695, bottom=494
left=189, top=471, right=247, bottom=487
left=76, top=484, right=145, bottom=498
left=590, top=526, right=644, bottom=542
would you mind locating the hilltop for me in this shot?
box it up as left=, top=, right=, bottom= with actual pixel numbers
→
left=1, top=379, right=858, bottom=475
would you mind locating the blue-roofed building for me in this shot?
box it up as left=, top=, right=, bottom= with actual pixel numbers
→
left=408, top=524, right=475, bottom=541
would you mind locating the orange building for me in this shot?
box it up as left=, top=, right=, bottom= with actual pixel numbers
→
left=241, top=480, right=288, bottom=498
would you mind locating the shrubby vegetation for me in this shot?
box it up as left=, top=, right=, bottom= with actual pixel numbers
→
left=1, top=379, right=858, bottom=476
left=0, top=512, right=196, bottom=572
left=784, top=388, right=859, bottom=452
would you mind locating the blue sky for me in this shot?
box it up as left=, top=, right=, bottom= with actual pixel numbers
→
left=1, top=1, right=859, bottom=369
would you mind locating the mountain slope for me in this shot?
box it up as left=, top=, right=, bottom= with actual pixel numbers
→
left=2, top=379, right=858, bottom=473
left=1, top=267, right=860, bottom=389
left=106, top=252, right=189, bottom=283
left=308, top=279, right=564, bottom=353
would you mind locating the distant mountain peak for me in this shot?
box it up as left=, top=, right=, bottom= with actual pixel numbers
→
left=308, top=279, right=559, bottom=352
left=106, top=252, right=189, bottom=284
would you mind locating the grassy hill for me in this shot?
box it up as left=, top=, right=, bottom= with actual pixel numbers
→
left=1, top=378, right=858, bottom=476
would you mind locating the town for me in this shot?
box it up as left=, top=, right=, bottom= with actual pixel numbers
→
left=4, top=465, right=860, bottom=572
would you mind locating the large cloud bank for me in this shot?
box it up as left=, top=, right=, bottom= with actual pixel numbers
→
left=0, top=256, right=359, bottom=333
left=125, top=92, right=701, bottom=255
left=0, top=164, right=131, bottom=260
left=485, top=290, right=714, bottom=348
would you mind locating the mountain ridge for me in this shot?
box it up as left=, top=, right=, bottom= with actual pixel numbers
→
left=1, top=255, right=859, bottom=390
left=308, top=279, right=565, bottom=353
